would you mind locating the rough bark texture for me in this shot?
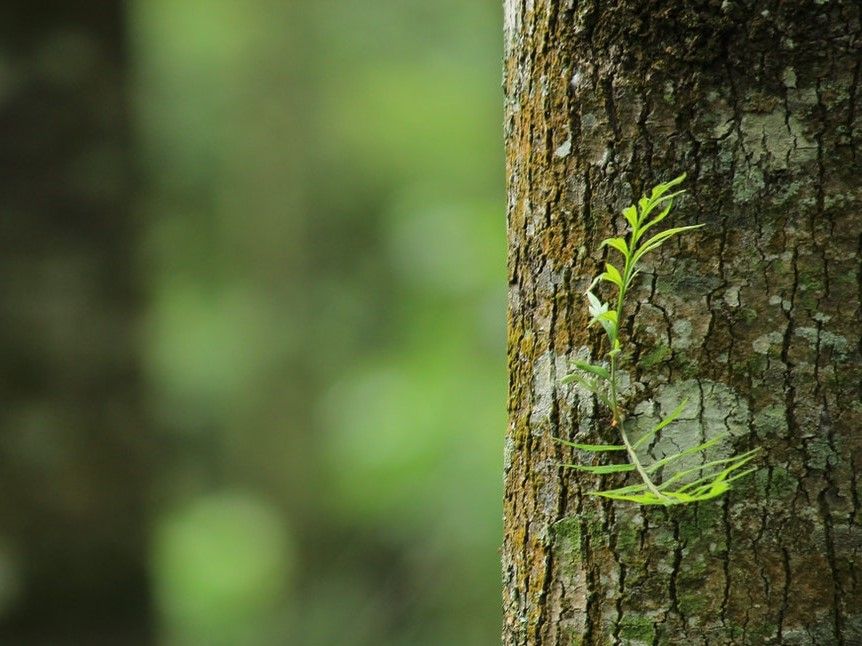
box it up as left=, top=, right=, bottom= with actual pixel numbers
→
left=502, top=2, right=862, bottom=644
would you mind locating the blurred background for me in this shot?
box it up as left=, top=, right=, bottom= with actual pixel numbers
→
left=0, top=1, right=503, bottom=644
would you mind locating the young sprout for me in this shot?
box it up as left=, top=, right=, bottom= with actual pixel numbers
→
left=556, top=174, right=759, bottom=505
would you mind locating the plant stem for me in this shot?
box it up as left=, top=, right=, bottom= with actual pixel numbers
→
left=620, top=417, right=670, bottom=503
left=606, top=217, right=672, bottom=504
left=609, top=359, right=669, bottom=503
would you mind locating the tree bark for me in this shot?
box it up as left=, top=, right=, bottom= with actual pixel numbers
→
left=502, top=2, right=862, bottom=644
left=0, top=2, right=152, bottom=642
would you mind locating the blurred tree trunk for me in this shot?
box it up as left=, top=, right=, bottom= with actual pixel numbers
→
left=0, top=2, right=151, bottom=642
left=502, top=2, right=861, bottom=644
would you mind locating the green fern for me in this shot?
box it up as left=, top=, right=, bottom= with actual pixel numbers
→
left=558, top=174, right=759, bottom=505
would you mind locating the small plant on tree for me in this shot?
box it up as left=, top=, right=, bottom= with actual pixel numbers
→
left=557, top=174, right=759, bottom=505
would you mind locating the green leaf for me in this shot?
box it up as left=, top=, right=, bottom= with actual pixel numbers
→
left=641, top=224, right=704, bottom=248
left=622, top=206, right=638, bottom=229
left=601, top=237, right=630, bottom=258
left=592, top=482, right=649, bottom=496
left=642, top=201, right=673, bottom=232
left=560, top=372, right=596, bottom=388
left=591, top=490, right=674, bottom=505
left=601, top=263, right=624, bottom=289
left=637, top=198, right=661, bottom=224
left=634, top=199, right=677, bottom=243
left=645, top=434, right=728, bottom=473
left=685, top=480, right=731, bottom=501
left=659, top=449, right=761, bottom=491
left=650, top=173, right=686, bottom=200
left=585, top=289, right=607, bottom=320
left=632, top=224, right=704, bottom=265
left=652, top=189, right=686, bottom=206
left=623, top=268, right=641, bottom=290
left=587, top=442, right=758, bottom=506
left=673, top=449, right=761, bottom=493
left=590, top=310, right=618, bottom=341
left=572, top=360, right=610, bottom=380
left=595, top=310, right=618, bottom=325
left=552, top=437, right=626, bottom=451
left=560, top=373, right=612, bottom=406
left=633, top=399, right=689, bottom=449
left=723, top=467, right=757, bottom=485
left=562, top=462, right=636, bottom=474
left=659, top=493, right=696, bottom=504
left=633, top=175, right=686, bottom=231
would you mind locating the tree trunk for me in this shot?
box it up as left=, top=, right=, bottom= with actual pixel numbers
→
left=502, top=2, right=862, bottom=644
left=0, top=2, right=152, bottom=642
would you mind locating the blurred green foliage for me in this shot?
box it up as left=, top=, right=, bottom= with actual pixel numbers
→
left=153, top=493, right=293, bottom=645
left=131, top=1, right=504, bottom=644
